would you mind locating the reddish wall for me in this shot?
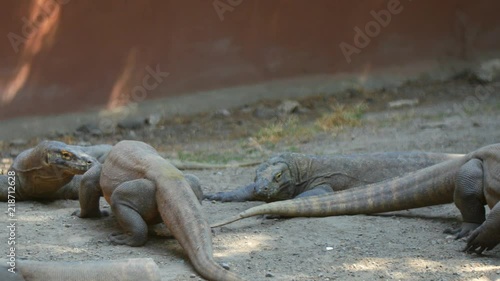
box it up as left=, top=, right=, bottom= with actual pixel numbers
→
left=1, top=0, right=499, bottom=119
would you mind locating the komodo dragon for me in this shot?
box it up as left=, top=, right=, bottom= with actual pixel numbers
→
left=205, top=152, right=462, bottom=202
left=74, top=140, right=244, bottom=281
left=1, top=258, right=160, bottom=281
left=212, top=143, right=500, bottom=254
left=0, top=141, right=112, bottom=201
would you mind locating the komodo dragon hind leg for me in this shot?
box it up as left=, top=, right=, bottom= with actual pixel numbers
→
left=446, top=159, right=487, bottom=238
left=109, top=179, right=157, bottom=247
left=108, top=176, right=203, bottom=246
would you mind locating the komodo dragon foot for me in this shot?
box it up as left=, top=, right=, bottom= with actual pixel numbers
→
left=463, top=204, right=500, bottom=254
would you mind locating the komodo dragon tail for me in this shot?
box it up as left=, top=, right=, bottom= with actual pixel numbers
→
left=2, top=258, right=160, bottom=281
left=150, top=169, right=245, bottom=281
left=212, top=156, right=471, bottom=228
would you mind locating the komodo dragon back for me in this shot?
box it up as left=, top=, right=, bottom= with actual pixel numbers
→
left=212, top=155, right=471, bottom=227
left=103, top=141, right=244, bottom=281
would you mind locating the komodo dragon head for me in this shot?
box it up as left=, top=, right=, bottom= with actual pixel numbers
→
left=250, top=156, right=295, bottom=202
left=42, top=141, right=96, bottom=174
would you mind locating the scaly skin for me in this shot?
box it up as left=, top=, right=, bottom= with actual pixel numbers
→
left=1, top=258, right=160, bottom=281
left=0, top=141, right=107, bottom=201
left=212, top=144, right=500, bottom=254
left=206, top=152, right=462, bottom=202
left=75, top=140, right=244, bottom=281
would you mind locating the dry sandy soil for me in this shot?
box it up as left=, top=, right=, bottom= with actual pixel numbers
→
left=1, top=77, right=500, bottom=280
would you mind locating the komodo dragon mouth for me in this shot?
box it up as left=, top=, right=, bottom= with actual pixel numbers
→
left=46, top=149, right=95, bottom=174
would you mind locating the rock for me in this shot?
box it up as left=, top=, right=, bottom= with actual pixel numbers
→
left=75, top=123, right=103, bottom=137
left=388, top=99, right=419, bottom=109
left=475, top=58, right=500, bottom=82
left=325, top=247, right=334, bottom=251
left=265, top=272, right=275, bottom=278
left=240, top=104, right=253, bottom=114
left=278, top=100, right=300, bottom=115
left=127, top=130, right=138, bottom=139
left=214, top=109, right=231, bottom=118
left=145, top=114, right=162, bottom=126
left=253, top=106, right=276, bottom=119
left=117, top=118, right=145, bottom=130
left=220, top=262, right=230, bottom=270
left=76, top=123, right=98, bottom=133
left=47, top=130, right=66, bottom=138
left=10, top=150, right=20, bottom=157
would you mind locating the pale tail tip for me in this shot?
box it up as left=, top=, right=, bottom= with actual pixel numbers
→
left=210, top=215, right=242, bottom=228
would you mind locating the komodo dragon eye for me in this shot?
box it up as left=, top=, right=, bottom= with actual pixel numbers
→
left=61, top=151, right=72, bottom=160
left=274, top=172, right=282, bottom=182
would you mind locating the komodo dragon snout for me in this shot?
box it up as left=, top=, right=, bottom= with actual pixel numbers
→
left=45, top=143, right=95, bottom=174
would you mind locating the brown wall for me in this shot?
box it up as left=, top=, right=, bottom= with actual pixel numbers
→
left=1, top=0, right=499, bottom=120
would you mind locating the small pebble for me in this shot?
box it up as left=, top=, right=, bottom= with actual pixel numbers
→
left=265, top=272, right=274, bottom=277
left=146, top=114, right=162, bottom=126
left=325, top=247, right=334, bottom=251
left=221, top=263, right=230, bottom=270
left=388, top=98, right=419, bottom=109
left=190, top=274, right=197, bottom=278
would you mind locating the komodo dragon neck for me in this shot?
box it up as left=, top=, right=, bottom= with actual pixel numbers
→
left=11, top=147, right=47, bottom=173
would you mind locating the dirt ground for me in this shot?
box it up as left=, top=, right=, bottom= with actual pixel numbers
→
left=1, top=76, right=500, bottom=280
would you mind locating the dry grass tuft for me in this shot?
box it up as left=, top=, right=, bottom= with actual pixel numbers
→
left=315, top=103, right=367, bottom=132
left=256, top=116, right=314, bottom=144
left=255, top=103, right=367, bottom=145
